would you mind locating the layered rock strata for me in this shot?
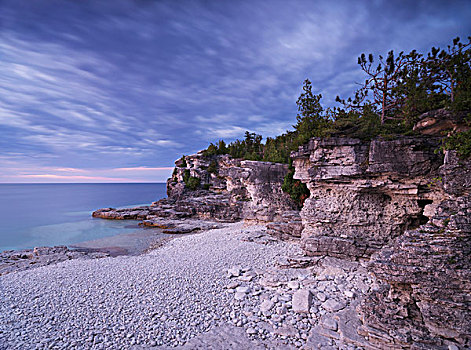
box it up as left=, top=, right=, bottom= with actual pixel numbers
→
left=92, top=110, right=470, bottom=348
left=291, top=134, right=470, bottom=348
left=292, top=136, right=442, bottom=260
left=358, top=152, right=471, bottom=349
left=94, top=153, right=296, bottom=226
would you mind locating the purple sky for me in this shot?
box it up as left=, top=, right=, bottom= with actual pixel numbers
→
left=1, top=0, right=470, bottom=183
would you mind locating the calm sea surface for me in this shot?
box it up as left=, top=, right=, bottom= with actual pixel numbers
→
left=0, top=183, right=166, bottom=251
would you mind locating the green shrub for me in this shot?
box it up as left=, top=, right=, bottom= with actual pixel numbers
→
left=179, top=156, right=187, bottom=168
left=202, top=140, right=229, bottom=156
left=182, top=169, right=190, bottom=184
left=281, top=165, right=310, bottom=208
left=186, top=176, right=200, bottom=190
left=207, top=160, right=218, bottom=174
left=181, top=168, right=201, bottom=190
left=445, top=128, right=471, bottom=158
left=202, top=143, right=218, bottom=156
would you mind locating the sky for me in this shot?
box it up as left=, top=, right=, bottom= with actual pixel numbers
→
left=0, top=0, right=470, bottom=183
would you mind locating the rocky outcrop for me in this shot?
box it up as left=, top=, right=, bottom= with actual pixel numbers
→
left=358, top=152, right=471, bottom=349
left=141, top=218, right=223, bottom=234
left=266, top=210, right=303, bottom=240
left=91, top=110, right=470, bottom=348
left=94, top=153, right=296, bottom=226
left=291, top=130, right=471, bottom=348
left=413, top=108, right=470, bottom=136
left=292, top=136, right=443, bottom=260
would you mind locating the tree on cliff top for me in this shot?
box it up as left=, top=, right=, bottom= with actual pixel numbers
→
left=336, top=36, right=471, bottom=125
left=425, top=36, right=471, bottom=110
left=336, top=50, right=422, bottom=124
left=293, top=79, right=331, bottom=145
left=199, top=35, right=471, bottom=163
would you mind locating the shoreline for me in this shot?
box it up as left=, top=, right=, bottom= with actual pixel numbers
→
left=0, top=221, right=376, bottom=349
left=0, top=218, right=218, bottom=276
left=0, top=224, right=172, bottom=276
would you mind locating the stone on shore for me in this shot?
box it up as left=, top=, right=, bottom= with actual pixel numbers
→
left=292, top=289, right=312, bottom=313
left=321, top=299, right=346, bottom=312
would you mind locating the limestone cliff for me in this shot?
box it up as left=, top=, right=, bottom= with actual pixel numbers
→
left=291, top=134, right=470, bottom=348
left=292, top=136, right=443, bottom=260
left=359, top=152, right=471, bottom=349
left=94, top=152, right=297, bottom=225
left=167, top=152, right=297, bottom=223
left=92, top=110, right=470, bottom=348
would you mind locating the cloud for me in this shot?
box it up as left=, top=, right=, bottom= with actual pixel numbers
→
left=113, top=167, right=174, bottom=172
left=203, top=126, right=248, bottom=139
left=16, top=174, right=134, bottom=182
left=0, top=164, right=173, bottom=183
left=0, top=0, right=470, bottom=182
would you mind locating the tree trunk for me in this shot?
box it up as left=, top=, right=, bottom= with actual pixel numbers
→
left=381, top=76, right=387, bottom=124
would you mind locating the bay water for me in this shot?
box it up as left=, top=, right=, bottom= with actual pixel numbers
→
left=0, top=183, right=166, bottom=252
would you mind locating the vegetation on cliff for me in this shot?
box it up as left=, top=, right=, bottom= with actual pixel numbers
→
left=281, top=164, right=310, bottom=208
left=444, top=127, right=471, bottom=158
left=187, top=36, right=471, bottom=198
left=181, top=168, right=201, bottom=191
left=203, top=36, right=470, bottom=160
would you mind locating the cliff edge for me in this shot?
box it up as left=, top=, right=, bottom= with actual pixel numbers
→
left=93, top=111, right=470, bottom=349
left=290, top=120, right=470, bottom=348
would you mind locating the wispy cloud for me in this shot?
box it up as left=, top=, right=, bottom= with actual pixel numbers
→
left=0, top=164, right=173, bottom=183
left=113, top=167, right=174, bottom=172
left=16, top=174, right=134, bottom=182
left=0, top=0, right=470, bottom=182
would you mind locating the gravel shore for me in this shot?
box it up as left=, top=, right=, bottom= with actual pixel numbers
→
left=0, top=223, right=297, bottom=349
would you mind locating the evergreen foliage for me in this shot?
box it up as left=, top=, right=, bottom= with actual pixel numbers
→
left=190, top=35, right=471, bottom=203
left=207, top=160, right=218, bottom=174
left=186, top=176, right=201, bottom=190
left=336, top=36, right=471, bottom=125
left=181, top=168, right=201, bottom=190
left=182, top=169, right=190, bottom=184
left=444, top=114, right=471, bottom=158
left=281, top=164, right=310, bottom=208
left=179, top=156, right=187, bottom=168
left=292, top=79, right=333, bottom=147
left=201, top=140, right=229, bottom=156
left=445, top=129, right=471, bottom=158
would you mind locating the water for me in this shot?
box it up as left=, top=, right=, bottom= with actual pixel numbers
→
left=0, top=183, right=167, bottom=251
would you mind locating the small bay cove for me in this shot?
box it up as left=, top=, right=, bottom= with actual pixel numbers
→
left=0, top=183, right=167, bottom=252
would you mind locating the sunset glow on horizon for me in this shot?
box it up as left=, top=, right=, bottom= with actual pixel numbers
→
left=1, top=0, right=470, bottom=182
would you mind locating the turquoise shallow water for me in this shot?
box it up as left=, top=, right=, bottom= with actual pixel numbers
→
left=0, top=183, right=166, bottom=251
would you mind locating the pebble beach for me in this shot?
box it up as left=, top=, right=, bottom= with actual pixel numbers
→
left=1, top=222, right=374, bottom=350
left=0, top=223, right=294, bottom=349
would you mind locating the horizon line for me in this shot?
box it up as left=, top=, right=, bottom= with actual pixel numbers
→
left=0, top=182, right=168, bottom=184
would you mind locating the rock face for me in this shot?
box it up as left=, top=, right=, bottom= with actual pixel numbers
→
left=413, top=108, right=470, bottom=136
left=167, top=154, right=297, bottom=224
left=94, top=153, right=296, bottom=225
left=358, top=152, right=471, bottom=349
left=91, top=109, right=470, bottom=348
left=292, top=136, right=442, bottom=259
left=266, top=210, right=303, bottom=240
left=291, top=131, right=471, bottom=348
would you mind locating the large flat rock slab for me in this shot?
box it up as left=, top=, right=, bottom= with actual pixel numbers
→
left=141, top=325, right=265, bottom=350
